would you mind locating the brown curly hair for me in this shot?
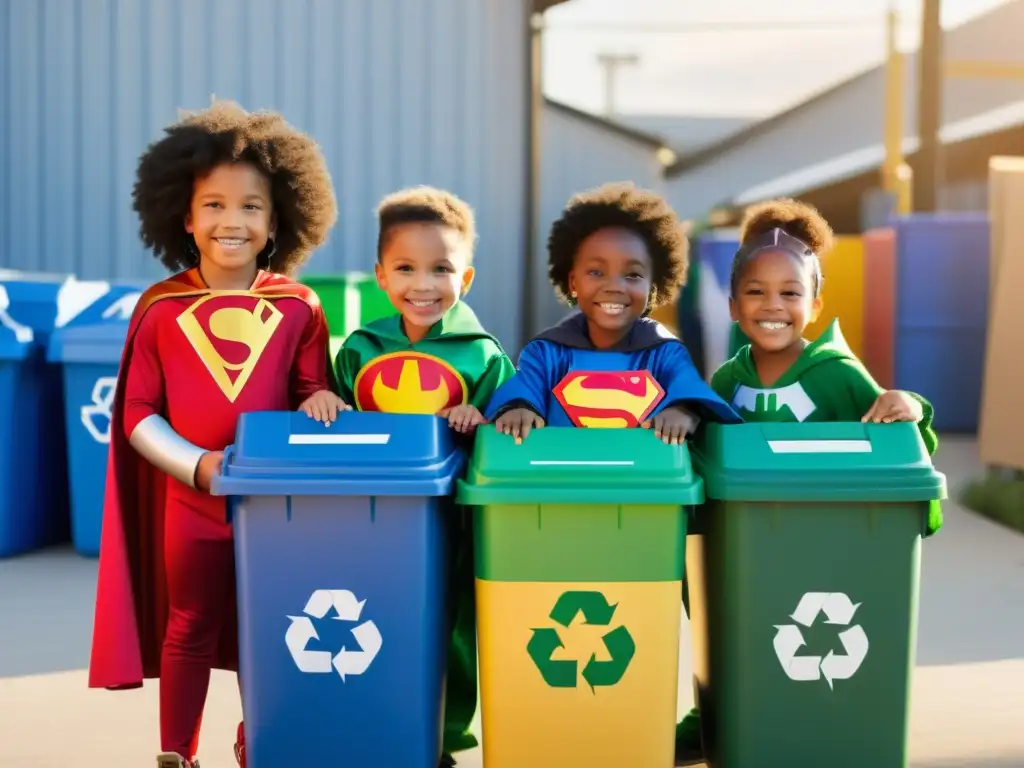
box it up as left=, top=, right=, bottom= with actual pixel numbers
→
left=731, top=198, right=833, bottom=298
left=547, top=182, right=688, bottom=309
left=132, top=100, right=337, bottom=275
left=376, top=186, right=477, bottom=262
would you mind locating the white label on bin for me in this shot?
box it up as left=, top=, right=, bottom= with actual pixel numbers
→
left=773, top=592, right=869, bottom=690
left=81, top=376, right=118, bottom=444
left=286, top=589, right=383, bottom=682
left=767, top=439, right=871, bottom=454
left=288, top=433, right=391, bottom=445
left=529, top=460, right=634, bottom=466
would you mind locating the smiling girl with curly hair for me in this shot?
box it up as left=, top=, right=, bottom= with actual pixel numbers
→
left=484, top=181, right=740, bottom=443
left=88, top=100, right=344, bottom=768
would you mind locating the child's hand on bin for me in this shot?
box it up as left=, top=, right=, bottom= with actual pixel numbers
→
left=299, top=389, right=352, bottom=427
left=438, top=404, right=486, bottom=434
left=862, top=390, right=923, bottom=424
left=495, top=408, right=545, bottom=444
left=643, top=405, right=694, bottom=445
left=195, top=451, right=224, bottom=493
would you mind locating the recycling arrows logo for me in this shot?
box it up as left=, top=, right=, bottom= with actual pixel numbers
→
left=527, top=590, right=635, bottom=692
left=285, top=589, right=382, bottom=682
left=773, top=592, right=869, bottom=690
left=81, top=376, right=118, bottom=443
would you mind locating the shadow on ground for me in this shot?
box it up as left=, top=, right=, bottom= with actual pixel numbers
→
left=0, top=545, right=96, bottom=678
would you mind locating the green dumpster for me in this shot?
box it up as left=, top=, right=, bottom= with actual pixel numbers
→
left=687, top=421, right=946, bottom=768
left=456, top=425, right=702, bottom=768
left=300, top=273, right=363, bottom=337
left=356, top=273, right=397, bottom=325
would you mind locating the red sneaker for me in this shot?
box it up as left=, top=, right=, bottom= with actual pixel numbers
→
left=234, top=721, right=246, bottom=767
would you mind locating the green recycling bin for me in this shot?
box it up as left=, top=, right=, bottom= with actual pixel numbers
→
left=299, top=273, right=363, bottom=337
left=687, top=421, right=946, bottom=768
left=457, top=426, right=702, bottom=768
left=356, top=273, right=396, bottom=325
left=300, top=272, right=397, bottom=338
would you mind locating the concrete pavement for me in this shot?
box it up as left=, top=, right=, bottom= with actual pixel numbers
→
left=0, top=436, right=1021, bottom=767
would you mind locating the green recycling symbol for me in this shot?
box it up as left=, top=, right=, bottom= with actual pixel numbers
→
left=526, top=590, right=635, bottom=692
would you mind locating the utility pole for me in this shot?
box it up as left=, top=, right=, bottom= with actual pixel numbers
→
left=596, top=53, right=639, bottom=115
left=914, top=0, right=943, bottom=212
left=882, top=5, right=912, bottom=214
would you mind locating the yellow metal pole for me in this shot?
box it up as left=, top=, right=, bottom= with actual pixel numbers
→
left=882, top=7, right=912, bottom=214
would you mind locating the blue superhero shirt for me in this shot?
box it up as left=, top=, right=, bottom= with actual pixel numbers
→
left=484, top=312, right=741, bottom=427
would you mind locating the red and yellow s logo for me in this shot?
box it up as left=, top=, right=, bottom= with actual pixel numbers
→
left=552, top=370, right=665, bottom=428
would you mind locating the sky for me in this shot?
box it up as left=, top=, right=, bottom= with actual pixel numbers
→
left=541, top=0, right=1015, bottom=118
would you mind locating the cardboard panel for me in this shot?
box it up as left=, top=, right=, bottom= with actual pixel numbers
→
left=978, top=157, right=1024, bottom=467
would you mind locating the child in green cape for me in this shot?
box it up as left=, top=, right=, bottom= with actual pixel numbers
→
left=674, top=198, right=941, bottom=765
left=314, top=186, right=515, bottom=767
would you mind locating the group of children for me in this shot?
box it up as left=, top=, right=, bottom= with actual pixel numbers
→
left=87, top=101, right=940, bottom=768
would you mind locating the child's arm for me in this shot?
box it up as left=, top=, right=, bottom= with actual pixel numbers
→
left=482, top=340, right=551, bottom=423
left=651, top=342, right=742, bottom=426
left=470, top=352, right=517, bottom=413
left=292, top=304, right=349, bottom=424
left=123, top=312, right=219, bottom=490
left=289, top=303, right=336, bottom=407
left=333, top=342, right=362, bottom=406
left=837, top=359, right=938, bottom=455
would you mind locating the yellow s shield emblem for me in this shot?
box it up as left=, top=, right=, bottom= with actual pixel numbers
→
left=177, top=294, right=283, bottom=402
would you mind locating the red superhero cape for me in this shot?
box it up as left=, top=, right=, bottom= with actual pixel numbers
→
left=88, top=268, right=332, bottom=690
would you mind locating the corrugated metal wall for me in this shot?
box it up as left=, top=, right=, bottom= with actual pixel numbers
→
left=0, top=0, right=528, bottom=350
left=533, top=104, right=665, bottom=331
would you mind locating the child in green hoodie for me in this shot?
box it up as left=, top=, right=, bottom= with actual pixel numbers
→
left=674, top=198, right=941, bottom=765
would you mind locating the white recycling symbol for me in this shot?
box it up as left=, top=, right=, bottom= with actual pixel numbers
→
left=285, top=589, right=383, bottom=682
left=81, top=376, right=118, bottom=443
left=773, top=592, right=869, bottom=690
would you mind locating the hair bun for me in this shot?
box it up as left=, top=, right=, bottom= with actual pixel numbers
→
left=738, top=198, right=834, bottom=255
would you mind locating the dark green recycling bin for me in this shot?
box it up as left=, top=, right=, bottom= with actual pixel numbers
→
left=687, top=421, right=946, bottom=768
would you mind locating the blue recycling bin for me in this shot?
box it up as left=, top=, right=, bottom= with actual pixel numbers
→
left=211, top=410, right=465, bottom=768
left=0, top=286, right=58, bottom=556
left=47, top=283, right=143, bottom=557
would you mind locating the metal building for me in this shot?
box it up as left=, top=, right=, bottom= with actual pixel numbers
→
left=532, top=98, right=675, bottom=331
left=663, top=0, right=1024, bottom=223
left=0, top=0, right=569, bottom=352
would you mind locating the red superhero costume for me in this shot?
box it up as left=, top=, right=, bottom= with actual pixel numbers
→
left=88, top=267, right=333, bottom=759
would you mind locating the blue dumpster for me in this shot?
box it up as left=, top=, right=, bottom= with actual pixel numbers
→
left=0, top=285, right=58, bottom=556
left=47, top=284, right=143, bottom=557
left=211, top=410, right=465, bottom=768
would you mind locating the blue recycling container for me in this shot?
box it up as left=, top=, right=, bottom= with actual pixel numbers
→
left=696, top=229, right=742, bottom=372
left=0, top=272, right=73, bottom=553
left=0, top=286, right=60, bottom=556
left=892, top=213, right=989, bottom=433
left=46, top=283, right=143, bottom=557
left=211, top=410, right=465, bottom=768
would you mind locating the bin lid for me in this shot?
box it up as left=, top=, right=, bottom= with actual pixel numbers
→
left=46, top=321, right=130, bottom=364
left=211, top=410, right=466, bottom=498
left=692, top=422, right=947, bottom=502
left=0, top=285, right=34, bottom=361
left=54, top=278, right=145, bottom=329
left=455, top=425, right=704, bottom=506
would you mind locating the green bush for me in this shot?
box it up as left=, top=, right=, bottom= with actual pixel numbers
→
left=958, top=473, right=1024, bottom=534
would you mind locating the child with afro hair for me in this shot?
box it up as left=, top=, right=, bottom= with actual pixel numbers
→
left=481, top=183, right=740, bottom=764
left=675, top=198, right=940, bottom=765
left=486, top=181, right=740, bottom=441
left=88, top=100, right=342, bottom=768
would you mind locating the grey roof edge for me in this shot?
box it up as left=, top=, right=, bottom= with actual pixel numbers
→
left=664, top=67, right=878, bottom=178
left=544, top=97, right=674, bottom=153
